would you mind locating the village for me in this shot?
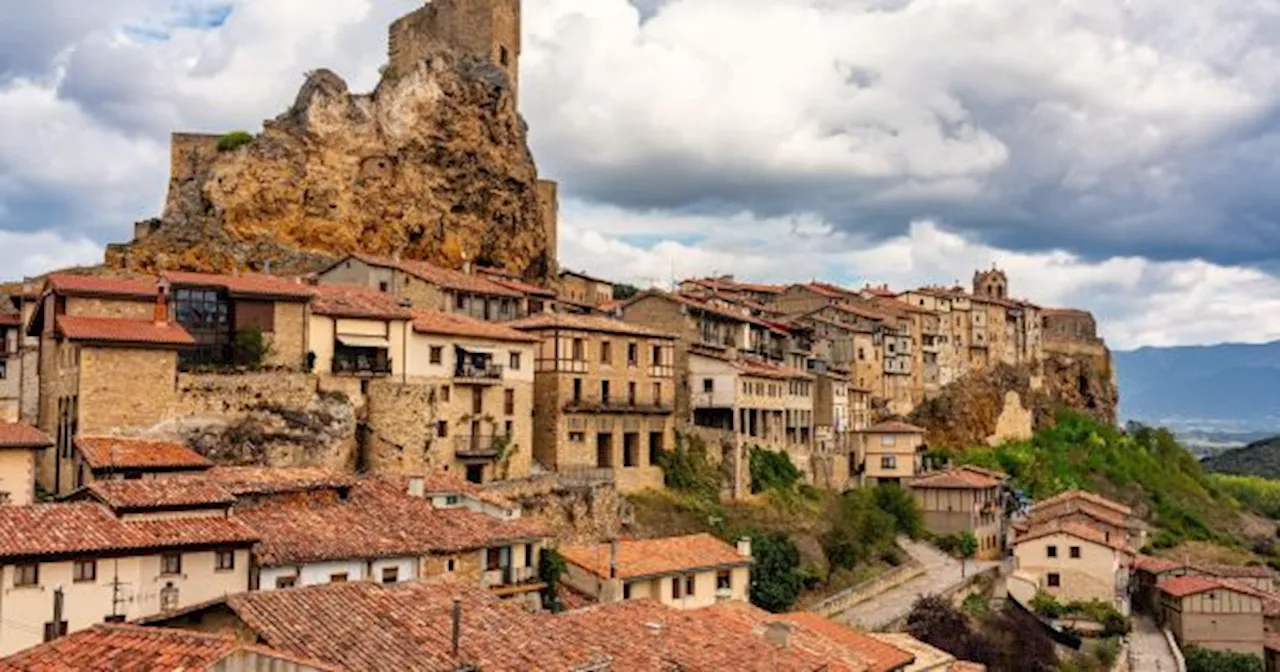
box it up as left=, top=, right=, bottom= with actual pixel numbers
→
left=0, top=1, right=1276, bottom=671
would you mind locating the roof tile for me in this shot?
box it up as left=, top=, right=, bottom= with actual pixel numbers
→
left=75, top=437, right=211, bottom=471
left=311, top=283, right=413, bottom=320
left=55, top=316, right=195, bottom=346
left=412, top=310, right=540, bottom=342
left=560, top=533, right=750, bottom=580
left=0, top=503, right=256, bottom=561
left=508, top=312, right=676, bottom=339
left=910, top=466, right=1005, bottom=490
left=47, top=273, right=157, bottom=299
left=0, top=422, right=52, bottom=449
left=163, top=271, right=315, bottom=300
left=84, top=479, right=234, bottom=511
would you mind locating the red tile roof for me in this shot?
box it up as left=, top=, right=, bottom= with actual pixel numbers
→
left=162, top=271, right=315, bottom=300
left=0, top=623, right=339, bottom=672
left=204, top=466, right=355, bottom=496
left=344, top=254, right=524, bottom=298
left=54, top=315, right=195, bottom=346
left=910, top=466, right=1005, bottom=490
left=779, top=612, right=917, bottom=672
left=686, top=277, right=786, bottom=295
left=311, top=283, right=413, bottom=320
left=412, top=310, right=540, bottom=342
left=1158, top=575, right=1248, bottom=599
left=860, top=420, right=927, bottom=435
left=46, top=273, right=157, bottom=299
left=560, top=533, right=750, bottom=580
left=1132, top=555, right=1277, bottom=580
left=211, top=580, right=609, bottom=671
left=84, top=479, right=234, bottom=512
left=660, top=292, right=789, bottom=333
left=0, top=503, right=257, bottom=561
left=508, top=312, right=676, bottom=339
left=75, top=437, right=211, bottom=471
left=0, top=422, right=52, bottom=449
left=478, top=268, right=557, bottom=298
left=0, top=313, right=19, bottom=327
left=1032, top=490, right=1132, bottom=517
left=1015, top=518, right=1132, bottom=553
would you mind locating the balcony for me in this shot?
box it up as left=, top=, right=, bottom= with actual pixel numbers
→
left=483, top=566, right=544, bottom=596
left=454, top=435, right=504, bottom=460
left=563, top=396, right=674, bottom=415
left=455, top=361, right=504, bottom=384
left=332, top=354, right=392, bottom=376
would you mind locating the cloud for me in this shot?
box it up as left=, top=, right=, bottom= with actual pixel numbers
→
left=0, top=230, right=103, bottom=280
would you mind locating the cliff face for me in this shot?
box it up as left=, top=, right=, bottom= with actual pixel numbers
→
left=108, top=53, right=553, bottom=279
left=908, top=351, right=1119, bottom=449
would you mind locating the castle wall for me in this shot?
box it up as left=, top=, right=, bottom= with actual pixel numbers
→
left=389, top=0, right=521, bottom=99
left=165, top=133, right=220, bottom=219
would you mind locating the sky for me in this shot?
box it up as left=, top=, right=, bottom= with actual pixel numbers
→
left=4, top=0, right=1280, bottom=350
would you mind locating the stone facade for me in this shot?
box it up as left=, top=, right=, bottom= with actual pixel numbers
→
left=389, top=0, right=521, bottom=100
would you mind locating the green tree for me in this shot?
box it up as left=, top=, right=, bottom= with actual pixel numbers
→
left=873, top=484, right=924, bottom=539
left=1184, top=646, right=1263, bottom=672
left=958, top=530, right=978, bottom=577
left=216, top=130, right=254, bottom=151
left=656, top=433, right=721, bottom=503
left=538, top=547, right=568, bottom=613
left=749, top=447, right=802, bottom=494
left=612, top=283, right=640, bottom=300
left=820, top=489, right=897, bottom=571
left=233, top=327, right=270, bottom=368
left=749, top=531, right=804, bottom=612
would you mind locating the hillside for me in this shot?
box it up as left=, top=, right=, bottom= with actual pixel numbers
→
left=1203, top=436, right=1280, bottom=479
left=1114, top=341, right=1280, bottom=433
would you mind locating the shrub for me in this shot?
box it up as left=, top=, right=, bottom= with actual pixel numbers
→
left=1184, top=645, right=1263, bottom=672
left=934, top=533, right=962, bottom=555
left=873, top=484, right=924, bottom=539
left=962, top=593, right=990, bottom=617
left=216, top=130, right=254, bottom=151
left=749, top=531, right=804, bottom=612
left=1095, top=637, right=1121, bottom=667
left=233, top=327, right=270, bottom=368
left=820, top=488, right=897, bottom=571
left=538, top=548, right=567, bottom=613
left=749, top=447, right=802, bottom=494
left=657, top=433, right=721, bottom=502
left=1030, top=592, right=1064, bottom=618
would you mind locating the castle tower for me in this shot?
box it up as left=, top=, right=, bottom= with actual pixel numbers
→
left=973, top=265, right=1008, bottom=300
left=389, top=0, right=522, bottom=102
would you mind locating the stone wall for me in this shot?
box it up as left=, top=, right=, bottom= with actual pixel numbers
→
left=79, top=347, right=178, bottom=432
left=987, top=390, right=1033, bottom=445
left=388, top=0, right=521, bottom=97
left=485, top=475, right=628, bottom=545
left=364, top=379, right=439, bottom=474
left=267, top=302, right=308, bottom=368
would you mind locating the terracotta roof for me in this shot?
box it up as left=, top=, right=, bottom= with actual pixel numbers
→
left=819, top=301, right=893, bottom=323
left=204, top=466, right=356, bottom=496
left=860, top=420, right=927, bottom=435
left=311, top=283, right=413, bottom=320
left=0, top=313, right=19, bottom=327
left=0, top=422, right=52, bottom=449
left=686, top=277, right=786, bottom=295
left=1031, top=490, right=1132, bottom=517
left=341, top=254, right=524, bottom=298
left=162, top=271, right=315, bottom=300
left=478, top=269, right=557, bottom=298
left=661, top=292, right=789, bottom=333
left=75, top=436, right=211, bottom=471
left=46, top=273, right=156, bottom=299
left=0, top=502, right=257, bottom=561
left=0, top=623, right=339, bottom=672
left=560, top=533, right=749, bottom=580
left=213, top=580, right=609, bottom=671
left=507, top=312, right=676, bottom=339
left=1026, top=498, right=1132, bottom=530
left=83, top=479, right=234, bottom=512
left=55, top=315, right=195, bottom=346
left=1158, top=575, right=1254, bottom=599
left=910, top=466, right=1005, bottom=490
left=779, top=612, right=916, bottom=672
left=1132, top=555, right=1183, bottom=574
left=1015, top=518, right=1132, bottom=553
left=1132, top=555, right=1277, bottom=580
left=869, top=632, right=960, bottom=671
left=412, top=310, right=540, bottom=342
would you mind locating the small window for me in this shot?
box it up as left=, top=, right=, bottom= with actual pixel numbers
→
left=447, top=559, right=457, bottom=572
left=504, top=389, right=515, bottom=415
left=601, top=341, right=612, bottom=364
left=671, top=577, right=682, bottom=600
left=601, top=380, right=610, bottom=404
left=684, top=575, right=696, bottom=597
left=1047, top=573, right=1060, bottom=587
left=430, top=346, right=444, bottom=365
left=505, top=420, right=513, bottom=436
left=623, top=582, right=633, bottom=600
left=499, top=44, right=510, bottom=67
left=703, top=378, right=714, bottom=393
left=716, top=571, right=731, bottom=591
left=161, top=554, right=182, bottom=576
left=628, top=381, right=637, bottom=405
left=880, top=455, right=896, bottom=469
left=379, top=281, right=390, bottom=292
left=1047, top=545, right=1058, bottom=559
left=437, top=420, right=448, bottom=438
left=1069, top=546, right=1081, bottom=559
left=444, top=494, right=461, bottom=506
left=275, top=575, right=298, bottom=589
left=628, top=343, right=639, bottom=366
left=441, top=385, right=451, bottom=402
left=14, top=563, right=39, bottom=587
left=569, top=431, right=585, bottom=442
left=653, top=382, right=662, bottom=406
left=73, top=559, right=96, bottom=583
left=572, top=339, right=585, bottom=360
left=573, top=378, right=583, bottom=403
left=382, top=567, right=399, bottom=584
left=524, top=545, right=533, bottom=567
left=330, top=572, right=348, bottom=583
left=651, top=345, right=660, bottom=365
left=509, top=352, right=521, bottom=370
left=215, top=550, right=235, bottom=571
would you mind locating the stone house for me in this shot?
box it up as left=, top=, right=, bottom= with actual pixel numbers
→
left=1132, top=555, right=1277, bottom=616
left=307, top=283, right=413, bottom=381
left=0, top=422, right=51, bottom=506
left=677, top=276, right=786, bottom=306
left=70, top=436, right=212, bottom=487
left=0, top=500, right=257, bottom=655
left=1023, top=490, right=1147, bottom=549
left=26, top=274, right=196, bottom=496
left=508, top=313, right=676, bottom=493
left=393, top=310, right=539, bottom=483
left=557, top=269, right=615, bottom=308
left=855, top=420, right=927, bottom=487
left=161, top=271, right=313, bottom=370
left=688, top=353, right=793, bottom=452
left=317, top=254, right=526, bottom=322
left=2, top=284, right=40, bottom=425
left=558, top=533, right=752, bottom=609
left=907, top=466, right=1007, bottom=560
left=0, top=312, right=21, bottom=422
left=1159, top=576, right=1267, bottom=659
left=477, top=267, right=556, bottom=314
left=1012, top=518, right=1134, bottom=604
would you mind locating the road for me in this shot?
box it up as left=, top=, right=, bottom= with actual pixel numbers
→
left=1129, top=614, right=1179, bottom=672
left=835, top=537, right=999, bottom=631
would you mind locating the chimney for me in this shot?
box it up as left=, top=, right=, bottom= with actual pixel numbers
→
left=462, top=260, right=474, bottom=275
left=608, top=539, right=619, bottom=579
left=451, top=597, right=462, bottom=657
left=392, top=250, right=402, bottom=262
left=407, top=476, right=425, bottom=498
left=737, top=537, right=752, bottom=559
left=154, top=278, right=171, bottom=324
left=764, top=621, right=792, bottom=649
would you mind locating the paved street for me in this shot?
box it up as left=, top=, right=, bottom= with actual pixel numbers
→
left=835, top=538, right=999, bottom=631
left=1129, top=614, right=1179, bottom=672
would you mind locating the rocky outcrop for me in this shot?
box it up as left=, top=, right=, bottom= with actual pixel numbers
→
left=108, top=53, right=552, bottom=279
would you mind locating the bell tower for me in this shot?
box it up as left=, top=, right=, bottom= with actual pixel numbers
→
left=973, top=265, right=1009, bottom=300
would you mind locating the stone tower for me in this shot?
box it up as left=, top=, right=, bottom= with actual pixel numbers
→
left=973, top=265, right=1008, bottom=300
left=388, top=0, right=522, bottom=102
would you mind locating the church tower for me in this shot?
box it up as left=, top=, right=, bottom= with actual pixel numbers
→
left=973, top=265, right=1009, bottom=300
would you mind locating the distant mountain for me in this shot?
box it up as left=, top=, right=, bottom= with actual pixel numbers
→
left=1202, top=436, right=1280, bottom=479
left=1113, top=340, right=1280, bottom=435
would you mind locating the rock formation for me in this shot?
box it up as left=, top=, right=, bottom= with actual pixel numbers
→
left=108, top=52, right=554, bottom=279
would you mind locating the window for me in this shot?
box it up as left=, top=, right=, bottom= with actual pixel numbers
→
left=73, top=559, right=96, bottom=583
left=623, top=582, right=633, bottom=599
left=382, top=567, right=399, bottom=584
left=437, top=420, right=448, bottom=438
left=572, top=338, right=585, bottom=360
left=651, top=345, right=661, bottom=366
left=379, top=281, right=390, bottom=292
left=1047, top=573, right=1060, bottom=587
left=509, top=352, right=521, bottom=370
left=880, top=435, right=896, bottom=446
left=573, top=378, right=583, bottom=403
left=161, top=553, right=182, bottom=576
left=444, top=494, right=461, bottom=506
left=440, top=385, right=450, bottom=402
left=880, top=455, right=896, bottom=469
left=671, top=577, right=683, bottom=600
left=703, top=378, right=714, bottom=393
left=276, top=575, right=298, bottom=589
left=1046, top=545, right=1058, bottom=559
left=601, top=341, right=612, bottom=364
left=1069, top=546, right=1081, bottom=559
left=628, top=343, right=639, bottom=366
left=215, top=550, right=235, bottom=571
left=487, top=547, right=503, bottom=571
left=684, top=575, right=696, bottom=597
left=524, top=545, right=533, bottom=567
left=601, top=380, right=611, bottom=404
left=446, top=559, right=457, bottom=572
left=505, top=420, right=513, bottom=437
left=455, top=293, right=466, bottom=311
left=628, top=381, right=637, bottom=405
left=717, top=571, right=731, bottom=591
left=653, top=382, right=662, bottom=406
left=14, top=563, right=38, bottom=587
left=569, top=431, right=585, bottom=442
left=172, top=288, right=232, bottom=367
left=330, top=572, right=348, bottom=583
left=160, top=582, right=179, bottom=611
left=0, top=360, right=6, bottom=380
left=430, top=346, right=444, bottom=365
left=504, top=389, right=515, bottom=415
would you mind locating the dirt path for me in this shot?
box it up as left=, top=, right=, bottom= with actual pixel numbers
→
left=1129, top=614, right=1179, bottom=672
